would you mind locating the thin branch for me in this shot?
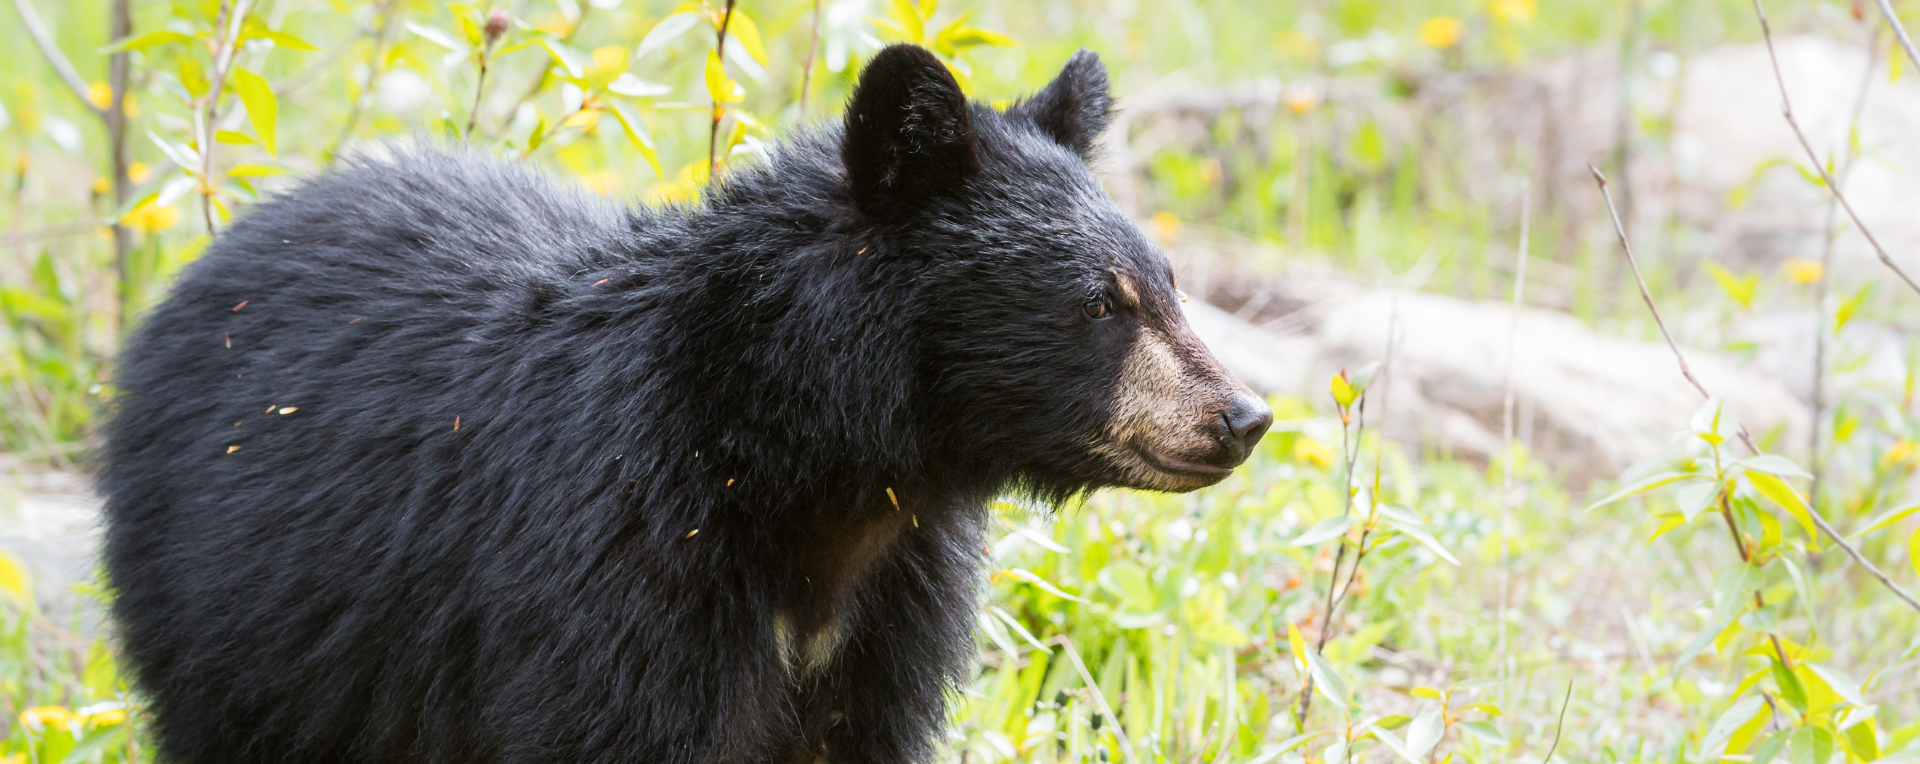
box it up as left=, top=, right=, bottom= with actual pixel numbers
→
left=1542, top=679, right=1573, bottom=763
left=798, top=0, right=822, bottom=120
left=1811, top=22, right=1881, bottom=520
left=708, top=0, right=739, bottom=176
left=108, top=0, right=134, bottom=333
left=496, top=3, right=589, bottom=140
left=334, top=0, right=401, bottom=153
left=10, top=0, right=106, bottom=118
left=1870, top=0, right=1920, bottom=82
left=1591, top=164, right=1920, bottom=615
left=1498, top=179, right=1531, bottom=714
left=464, top=11, right=507, bottom=139
left=199, top=0, right=251, bottom=234
left=1755, top=0, right=1920, bottom=297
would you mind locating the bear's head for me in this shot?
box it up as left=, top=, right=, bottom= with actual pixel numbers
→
left=841, top=44, right=1272, bottom=498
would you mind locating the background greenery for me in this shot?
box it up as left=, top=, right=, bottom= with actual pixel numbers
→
left=4, top=0, right=1920, bottom=762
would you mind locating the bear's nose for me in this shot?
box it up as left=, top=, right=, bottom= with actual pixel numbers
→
left=1222, top=393, right=1273, bottom=447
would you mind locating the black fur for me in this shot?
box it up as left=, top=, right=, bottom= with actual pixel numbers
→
left=100, top=45, right=1254, bottom=764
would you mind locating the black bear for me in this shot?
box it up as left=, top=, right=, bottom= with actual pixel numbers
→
left=100, top=44, right=1271, bottom=763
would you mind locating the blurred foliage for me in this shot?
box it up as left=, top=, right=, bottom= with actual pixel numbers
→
left=5, top=0, right=1920, bottom=762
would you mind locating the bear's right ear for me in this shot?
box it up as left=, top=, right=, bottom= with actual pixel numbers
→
left=842, top=44, right=979, bottom=217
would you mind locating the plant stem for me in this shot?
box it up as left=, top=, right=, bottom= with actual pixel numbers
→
left=1297, top=390, right=1367, bottom=728
left=1870, top=0, right=1920, bottom=81
left=10, top=0, right=106, bottom=118
left=1592, top=164, right=1920, bottom=615
left=1754, top=0, right=1920, bottom=297
left=708, top=0, right=738, bottom=176
left=797, top=0, right=823, bottom=120
left=107, top=0, right=133, bottom=334
left=1810, top=23, right=1881, bottom=521
left=1498, top=179, right=1530, bottom=719
left=465, top=45, right=497, bottom=138
left=334, top=0, right=400, bottom=154
left=200, top=0, right=251, bottom=235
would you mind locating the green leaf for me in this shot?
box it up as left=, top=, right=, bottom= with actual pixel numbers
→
left=1911, top=526, right=1919, bottom=582
left=606, top=101, right=662, bottom=179
left=1752, top=733, right=1787, bottom=764
left=1702, top=261, right=1760, bottom=309
left=1739, top=454, right=1811, bottom=479
left=889, top=0, right=926, bottom=42
left=1244, top=732, right=1325, bottom=764
left=228, top=68, right=278, bottom=155
left=1675, top=478, right=1723, bottom=521
left=607, top=74, right=672, bottom=98
left=1647, top=512, right=1687, bottom=544
left=1375, top=714, right=1412, bottom=729
left=83, top=639, right=119, bottom=697
left=102, top=29, right=193, bottom=52
left=1703, top=696, right=1767, bottom=755
left=1772, top=658, right=1808, bottom=712
left=1587, top=471, right=1699, bottom=511
left=1287, top=620, right=1308, bottom=675
left=148, top=130, right=202, bottom=170
left=1303, top=648, right=1352, bottom=710
left=1836, top=284, right=1871, bottom=333
left=1457, top=721, right=1508, bottom=746
left=258, top=29, right=319, bottom=51
left=1291, top=514, right=1353, bottom=547
left=406, top=21, right=466, bottom=51
left=226, top=164, right=286, bottom=178
left=1788, top=727, right=1835, bottom=764
left=1386, top=520, right=1460, bottom=565
left=215, top=129, right=256, bottom=145
left=1405, top=710, right=1444, bottom=758
left=727, top=11, right=769, bottom=65
left=1366, top=722, right=1423, bottom=764
left=635, top=12, right=702, bottom=61
left=1746, top=471, right=1820, bottom=548
left=540, top=39, right=589, bottom=79
left=1852, top=504, right=1920, bottom=539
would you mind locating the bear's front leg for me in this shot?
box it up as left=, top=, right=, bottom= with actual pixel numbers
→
left=818, top=512, right=985, bottom=764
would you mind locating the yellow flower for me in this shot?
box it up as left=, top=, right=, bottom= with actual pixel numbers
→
left=123, top=199, right=181, bottom=234
left=85, top=708, right=126, bottom=727
left=4, top=753, right=24, bottom=764
left=1782, top=258, right=1823, bottom=284
left=1151, top=211, right=1181, bottom=244
left=92, top=176, right=111, bottom=194
left=129, top=161, right=151, bottom=184
left=1283, top=87, right=1319, bottom=114
left=1421, top=17, right=1465, bottom=48
left=1490, top=0, right=1536, bottom=23
left=591, top=45, right=628, bottom=75
left=20, top=706, right=73, bottom=733
left=1884, top=440, right=1914, bottom=467
left=1293, top=437, right=1336, bottom=470
left=88, top=81, right=113, bottom=110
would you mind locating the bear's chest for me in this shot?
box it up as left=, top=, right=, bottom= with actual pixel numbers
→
left=774, top=501, right=914, bottom=678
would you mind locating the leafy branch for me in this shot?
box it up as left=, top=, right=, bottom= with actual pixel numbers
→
left=1590, top=167, right=1920, bottom=613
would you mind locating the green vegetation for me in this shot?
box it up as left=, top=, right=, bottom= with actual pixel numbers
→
left=5, top=0, right=1920, bottom=762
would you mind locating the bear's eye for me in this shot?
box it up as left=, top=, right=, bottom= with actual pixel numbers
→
left=1082, top=296, right=1111, bottom=320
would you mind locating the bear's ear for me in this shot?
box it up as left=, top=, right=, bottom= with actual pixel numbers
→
left=1011, top=49, right=1112, bottom=159
left=842, top=44, right=979, bottom=217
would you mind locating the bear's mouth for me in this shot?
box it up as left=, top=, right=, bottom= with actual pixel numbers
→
left=1130, top=442, right=1233, bottom=487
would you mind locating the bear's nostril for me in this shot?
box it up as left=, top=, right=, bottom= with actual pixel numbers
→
left=1223, top=393, right=1274, bottom=444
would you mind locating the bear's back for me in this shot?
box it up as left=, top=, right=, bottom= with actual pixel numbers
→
left=98, top=149, right=666, bottom=762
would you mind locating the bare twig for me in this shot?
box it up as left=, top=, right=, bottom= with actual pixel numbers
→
left=707, top=0, right=739, bottom=176
left=1499, top=180, right=1531, bottom=710
left=1543, top=679, right=1573, bottom=763
left=1869, top=0, right=1920, bottom=81
left=108, top=0, right=133, bottom=332
left=1811, top=23, right=1881, bottom=518
left=464, top=10, right=507, bottom=139
left=798, top=0, right=823, bottom=120
left=1591, top=164, right=1920, bottom=615
left=198, top=0, right=251, bottom=234
left=1053, top=636, right=1142, bottom=764
left=1755, top=0, right=1920, bottom=297
left=334, top=0, right=401, bottom=153
left=10, top=0, right=106, bottom=118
